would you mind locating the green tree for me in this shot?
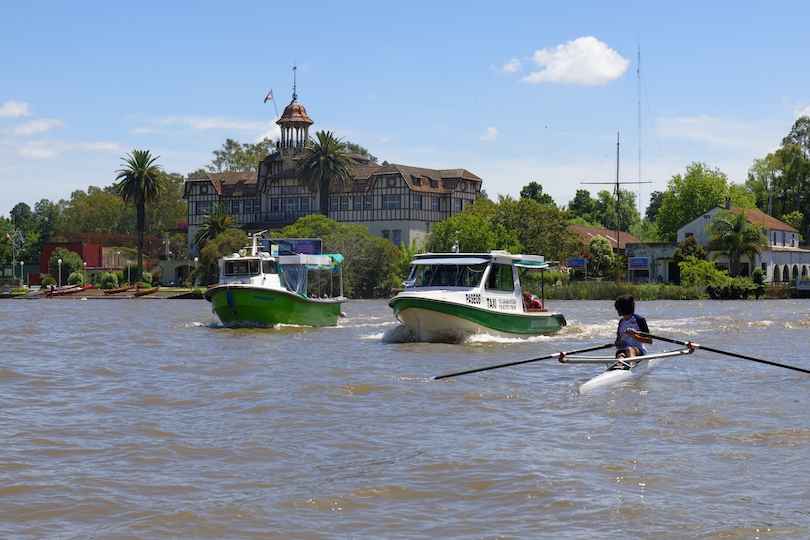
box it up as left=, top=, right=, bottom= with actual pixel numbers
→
left=427, top=212, right=503, bottom=253
left=679, top=256, right=730, bottom=287
left=629, top=220, right=660, bottom=242
left=344, top=141, right=378, bottom=162
left=593, top=189, right=640, bottom=232
left=656, top=162, right=732, bottom=241
left=297, top=131, right=354, bottom=215
left=587, top=236, right=614, bottom=277
left=10, top=203, right=33, bottom=230
left=567, top=189, right=597, bottom=222
left=782, top=116, right=810, bottom=157
left=491, top=196, right=580, bottom=262
left=519, top=181, right=555, bottom=206
left=58, top=186, right=130, bottom=236
left=114, top=150, right=163, bottom=279
left=208, top=138, right=274, bottom=172
left=645, top=191, right=664, bottom=222
left=708, top=211, right=767, bottom=277
left=48, top=248, right=83, bottom=285
left=781, top=210, right=804, bottom=232
left=194, top=204, right=236, bottom=248
left=198, top=229, right=249, bottom=285
left=673, top=236, right=707, bottom=265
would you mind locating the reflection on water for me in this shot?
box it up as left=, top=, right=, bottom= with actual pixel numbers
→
left=1, top=298, right=810, bottom=538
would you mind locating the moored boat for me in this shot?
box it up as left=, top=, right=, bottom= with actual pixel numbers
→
left=204, top=233, right=345, bottom=327
left=389, top=251, right=566, bottom=342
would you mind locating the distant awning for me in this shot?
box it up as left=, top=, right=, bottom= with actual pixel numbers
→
left=411, top=257, right=489, bottom=266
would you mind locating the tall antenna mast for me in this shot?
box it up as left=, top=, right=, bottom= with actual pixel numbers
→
left=292, top=64, right=298, bottom=100
left=580, top=131, right=652, bottom=281
left=637, top=43, right=642, bottom=216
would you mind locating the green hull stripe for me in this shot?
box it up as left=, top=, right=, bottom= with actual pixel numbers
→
left=389, top=297, right=565, bottom=335
left=207, top=287, right=341, bottom=327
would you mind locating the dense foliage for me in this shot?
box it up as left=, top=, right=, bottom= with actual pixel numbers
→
left=48, top=248, right=83, bottom=285
left=198, top=229, right=249, bottom=285
left=208, top=138, right=274, bottom=172
left=655, top=162, right=756, bottom=241
left=297, top=131, right=354, bottom=215
left=708, top=211, right=767, bottom=276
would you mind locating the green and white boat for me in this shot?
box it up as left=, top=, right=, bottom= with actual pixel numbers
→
left=389, top=251, right=566, bottom=342
left=205, top=233, right=345, bottom=327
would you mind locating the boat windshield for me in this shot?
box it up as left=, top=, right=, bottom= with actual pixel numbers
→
left=224, top=260, right=260, bottom=276
left=409, top=263, right=487, bottom=288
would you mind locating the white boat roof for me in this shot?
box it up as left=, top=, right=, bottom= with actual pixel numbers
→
left=412, top=252, right=549, bottom=268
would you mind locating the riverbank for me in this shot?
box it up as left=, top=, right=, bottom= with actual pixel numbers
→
left=543, top=281, right=798, bottom=300
left=9, top=286, right=204, bottom=300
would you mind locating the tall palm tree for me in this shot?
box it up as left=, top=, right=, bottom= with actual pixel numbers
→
left=115, top=150, right=163, bottom=278
left=297, top=131, right=354, bottom=216
left=194, top=204, right=236, bottom=247
left=709, top=211, right=767, bottom=276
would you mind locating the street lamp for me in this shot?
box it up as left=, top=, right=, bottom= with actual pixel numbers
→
left=19, top=261, right=24, bottom=287
left=116, top=250, right=121, bottom=269
left=127, top=262, right=131, bottom=285
left=58, top=258, right=63, bottom=288
left=83, top=261, right=87, bottom=286
left=194, top=256, right=199, bottom=287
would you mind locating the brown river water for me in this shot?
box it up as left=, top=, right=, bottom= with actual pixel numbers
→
left=2, top=298, right=810, bottom=539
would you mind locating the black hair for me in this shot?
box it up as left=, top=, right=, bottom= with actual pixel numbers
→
left=614, top=295, right=635, bottom=316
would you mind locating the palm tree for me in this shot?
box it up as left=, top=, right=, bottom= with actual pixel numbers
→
left=709, top=211, right=767, bottom=276
left=297, top=131, right=354, bottom=215
left=194, top=204, right=236, bottom=247
left=115, top=150, right=163, bottom=279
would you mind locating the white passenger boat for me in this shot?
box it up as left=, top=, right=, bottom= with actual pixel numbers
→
left=560, top=347, right=695, bottom=393
left=389, top=251, right=566, bottom=342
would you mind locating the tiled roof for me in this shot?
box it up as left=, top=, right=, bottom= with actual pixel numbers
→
left=568, top=224, right=640, bottom=250
left=186, top=171, right=258, bottom=196
left=728, top=206, right=797, bottom=233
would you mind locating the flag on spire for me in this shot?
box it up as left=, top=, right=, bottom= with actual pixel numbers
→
left=263, top=90, right=273, bottom=103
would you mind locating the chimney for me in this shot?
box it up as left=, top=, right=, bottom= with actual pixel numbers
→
left=724, top=197, right=731, bottom=210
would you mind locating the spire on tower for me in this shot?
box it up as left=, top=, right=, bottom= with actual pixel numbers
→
left=292, top=65, right=298, bottom=101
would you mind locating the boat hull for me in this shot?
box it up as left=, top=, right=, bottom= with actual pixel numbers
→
left=578, top=357, right=665, bottom=393
left=389, top=296, right=565, bottom=342
left=206, top=285, right=342, bottom=327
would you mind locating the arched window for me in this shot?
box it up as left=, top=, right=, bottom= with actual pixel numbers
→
left=802, top=266, right=808, bottom=278
left=783, top=265, right=791, bottom=282
left=773, top=265, right=781, bottom=282
left=793, top=265, right=800, bottom=280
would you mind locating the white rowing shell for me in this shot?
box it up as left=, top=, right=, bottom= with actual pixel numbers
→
left=576, top=348, right=694, bottom=394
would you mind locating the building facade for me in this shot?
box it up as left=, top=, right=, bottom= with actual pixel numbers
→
left=626, top=204, right=810, bottom=283
left=184, top=92, right=482, bottom=253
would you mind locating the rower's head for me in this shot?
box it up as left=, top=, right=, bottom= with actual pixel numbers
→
left=615, top=295, right=635, bottom=318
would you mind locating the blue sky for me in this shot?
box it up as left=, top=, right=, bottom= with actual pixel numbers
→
left=2, top=1, right=809, bottom=216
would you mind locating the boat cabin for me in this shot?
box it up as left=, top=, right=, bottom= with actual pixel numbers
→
left=405, top=251, right=553, bottom=313
left=218, top=233, right=344, bottom=300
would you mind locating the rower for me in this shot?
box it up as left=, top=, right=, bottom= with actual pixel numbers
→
left=610, top=295, right=652, bottom=370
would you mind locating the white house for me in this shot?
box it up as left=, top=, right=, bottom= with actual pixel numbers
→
left=677, top=204, right=810, bottom=282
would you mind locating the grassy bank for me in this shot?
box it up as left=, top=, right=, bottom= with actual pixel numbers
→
left=544, top=281, right=707, bottom=300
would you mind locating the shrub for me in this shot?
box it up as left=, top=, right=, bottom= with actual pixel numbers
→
left=48, top=248, right=83, bottom=286
left=141, top=271, right=153, bottom=285
left=544, top=281, right=706, bottom=300
left=99, top=272, right=119, bottom=290
left=135, top=281, right=152, bottom=289
left=67, top=271, right=84, bottom=285
left=679, top=256, right=730, bottom=287
left=707, top=277, right=756, bottom=300
left=41, top=274, right=56, bottom=287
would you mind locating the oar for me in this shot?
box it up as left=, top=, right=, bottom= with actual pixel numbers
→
left=433, top=343, right=615, bottom=380
left=635, top=331, right=810, bottom=375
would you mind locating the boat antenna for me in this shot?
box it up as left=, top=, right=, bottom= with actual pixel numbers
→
left=637, top=43, right=643, bottom=217
left=251, top=229, right=268, bottom=256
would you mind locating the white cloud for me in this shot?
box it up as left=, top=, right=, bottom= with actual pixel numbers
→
left=797, top=105, right=810, bottom=118
left=17, top=140, right=122, bottom=160
left=502, top=58, right=521, bottom=73
left=130, top=126, right=157, bottom=135
left=480, top=126, right=498, bottom=142
left=0, top=100, right=30, bottom=118
left=160, top=116, right=271, bottom=131
left=14, top=118, right=64, bottom=136
left=523, top=36, right=629, bottom=86
left=655, top=115, right=776, bottom=150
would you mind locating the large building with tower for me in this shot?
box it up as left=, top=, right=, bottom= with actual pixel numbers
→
left=184, top=89, right=482, bottom=253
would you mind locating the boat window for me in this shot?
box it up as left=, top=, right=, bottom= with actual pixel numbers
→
left=410, top=263, right=487, bottom=287
left=261, top=260, right=276, bottom=274
left=224, top=260, right=260, bottom=275
left=486, top=264, right=514, bottom=292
